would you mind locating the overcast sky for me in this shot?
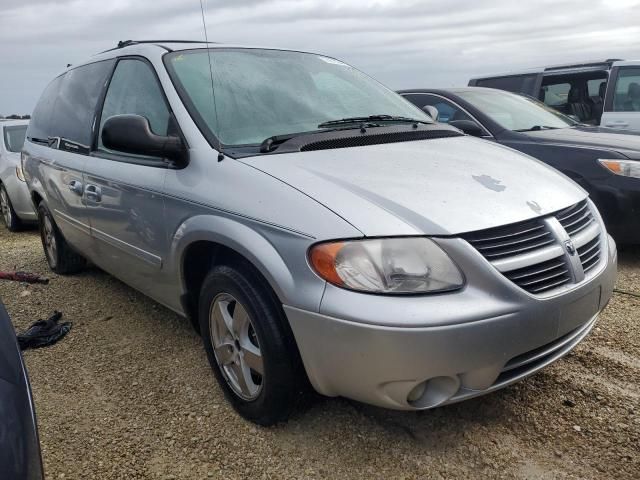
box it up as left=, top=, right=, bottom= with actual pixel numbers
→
left=1, top=0, right=639, bottom=115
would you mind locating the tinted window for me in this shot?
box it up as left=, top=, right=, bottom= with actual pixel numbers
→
left=403, top=94, right=471, bottom=123
left=3, top=125, right=28, bottom=152
left=27, top=76, right=62, bottom=142
left=51, top=61, right=113, bottom=152
left=98, top=59, right=171, bottom=153
left=542, top=83, right=570, bottom=106
left=475, top=75, right=538, bottom=94
left=613, top=68, right=640, bottom=112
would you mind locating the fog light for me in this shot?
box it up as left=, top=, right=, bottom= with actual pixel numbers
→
left=407, top=376, right=460, bottom=408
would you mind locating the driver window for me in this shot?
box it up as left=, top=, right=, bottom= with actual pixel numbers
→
left=98, top=59, right=171, bottom=152
left=407, top=95, right=471, bottom=124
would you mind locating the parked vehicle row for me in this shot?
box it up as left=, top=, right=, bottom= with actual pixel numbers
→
left=0, top=119, right=35, bottom=231
left=20, top=41, right=618, bottom=425
left=469, top=59, right=640, bottom=131
left=400, top=87, right=640, bottom=244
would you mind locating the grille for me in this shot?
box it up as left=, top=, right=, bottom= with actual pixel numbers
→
left=463, top=199, right=603, bottom=295
left=503, top=255, right=571, bottom=293
left=578, top=235, right=601, bottom=274
left=299, top=130, right=462, bottom=152
left=463, top=219, right=554, bottom=260
left=556, top=199, right=594, bottom=236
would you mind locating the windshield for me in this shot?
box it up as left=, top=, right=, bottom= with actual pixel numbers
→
left=455, top=90, right=576, bottom=131
left=3, top=125, right=28, bottom=152
left=165, top=48, right=430, bottom=146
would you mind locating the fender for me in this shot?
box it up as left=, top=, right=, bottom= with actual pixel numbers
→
left=169, top=214, right=322, bottom=310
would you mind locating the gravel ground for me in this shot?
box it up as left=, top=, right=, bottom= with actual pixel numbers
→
left=0, top=227, right=638, bottom=480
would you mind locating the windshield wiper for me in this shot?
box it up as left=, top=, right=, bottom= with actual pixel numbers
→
left=514, top=125, right=560, bottom=132
left=318, top=115, right=430, bottom=129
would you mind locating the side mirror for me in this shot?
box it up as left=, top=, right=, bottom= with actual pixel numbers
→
left=448, top=119, right=484, bottom=137
left=101, top=114, right=188, bottom=165
left=422, top=105, right=439, bottom=122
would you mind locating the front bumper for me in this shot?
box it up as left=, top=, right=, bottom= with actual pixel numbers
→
left=285, top=235, right=617, bottom=410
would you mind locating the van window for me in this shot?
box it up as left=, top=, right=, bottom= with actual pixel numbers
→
left=27, top=76, right=63, bottom=143
left=98, top=59, right=171, bottom=152
left=51, top=60, right=114, bottom=152
left=613, top=68, right=640, bottom=112
left=474, top=75, right=538, bottom=95
left=542, top=83, right=570, bottom=106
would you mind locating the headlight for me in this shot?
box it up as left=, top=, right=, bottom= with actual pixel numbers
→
left=599, top=159, right=640, bottom=179
left=309, top=237, right=464, bottom=294
left=15, top=165, right=26, bottom=182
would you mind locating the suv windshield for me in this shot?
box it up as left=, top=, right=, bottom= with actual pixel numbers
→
left=3, top=125, right=28, bottom=152
left=165, top=48, right=431, bottom=147
left=456, top=89, right=576, bottom=131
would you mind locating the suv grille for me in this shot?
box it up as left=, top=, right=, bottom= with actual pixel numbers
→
left=463, top=199, right=603, bottom=295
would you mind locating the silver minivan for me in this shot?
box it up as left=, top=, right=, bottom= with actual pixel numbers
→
left=0, top=119, right=35, bottom=230
left=23, top=41, right=617, bottom=425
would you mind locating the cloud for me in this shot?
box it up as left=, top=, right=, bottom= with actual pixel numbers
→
left=1, top=0, right=639, bottom=114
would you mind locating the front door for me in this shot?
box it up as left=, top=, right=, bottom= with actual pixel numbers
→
left=84, top=57, right=172, bottom=296
left=601, top=65, right=640, bottom=132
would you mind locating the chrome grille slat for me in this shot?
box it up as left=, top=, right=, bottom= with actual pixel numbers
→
left=468, top=224, right=545, bottom=243
left=529, top=276, right=572, bottom=293
left=557, top=201, right=588, bottom=223
left=463, top=199, right=603, bottom=295
left=473, top=231, right=551, bottom=251
left=481, top=237, right=555, bottom=259
left=516, top=269, right=571, bottom=287
left=507, top=260, right=567, bottom=280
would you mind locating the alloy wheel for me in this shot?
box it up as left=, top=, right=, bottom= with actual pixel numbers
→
left=42, top=215, right=57, bottom=265
left=209, top=293, right=264, bottom=400
left=0, top=188, right=11, bottom=226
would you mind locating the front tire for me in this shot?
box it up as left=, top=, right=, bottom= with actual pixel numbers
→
left=199, top=264, right=303, bottom=425
left=37, top=202, right=86, bottom=274
left=0, top=184, right=22, bottom=232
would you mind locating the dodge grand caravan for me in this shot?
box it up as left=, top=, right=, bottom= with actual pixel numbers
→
left=23, top=41, right=617, bottom=425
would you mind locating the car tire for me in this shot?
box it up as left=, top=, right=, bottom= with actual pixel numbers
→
left=199, top=263, right=304, bottom=425
left=0, top=184, right=22, bottom=232
left=37, top=202, right=86, bottom=274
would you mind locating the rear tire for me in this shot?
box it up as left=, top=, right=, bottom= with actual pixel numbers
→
left=37, top=202, right=86, bottom=274
left=199, top=263, right=304, bottom=425
left=0, top=184, right=22, bottom=232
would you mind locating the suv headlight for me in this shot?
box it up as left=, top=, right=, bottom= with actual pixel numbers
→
left=599, top=159, right=640, bottom=179
left=309, top=237, right=464, bottom=294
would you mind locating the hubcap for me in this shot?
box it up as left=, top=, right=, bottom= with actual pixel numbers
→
left=42, top=215, right=57, bottom=265
left=0, top=188, right=10, bottom=226
left=209, top=293, right=264, bottom=400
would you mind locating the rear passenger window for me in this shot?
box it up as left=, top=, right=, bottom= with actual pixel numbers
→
left=27, top=76, right=63, bottom=143
left=51, top=60, right=114, bottom=153
left=541, top=83, right=570, bottom=106
left=613, top=68, right=640, bottom=112
left=98, top=59, right=171, bottom=153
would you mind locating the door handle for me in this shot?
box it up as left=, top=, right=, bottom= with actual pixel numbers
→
left=604, top=122, right=629, bottom=128
left=84, top=184, right=102, bottom=202
left=67, top=180, right=83, bottom=196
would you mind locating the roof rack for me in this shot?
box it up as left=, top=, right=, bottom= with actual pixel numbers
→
left=98, top=39, right=217, bottom=54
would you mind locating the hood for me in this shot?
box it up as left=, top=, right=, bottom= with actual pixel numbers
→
left=526, top=126, right=640, bottom=160
left=241, top=136, right=586, bottom=237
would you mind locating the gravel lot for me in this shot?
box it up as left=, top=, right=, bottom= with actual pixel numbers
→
left=0, top=227, right=638, bottom=479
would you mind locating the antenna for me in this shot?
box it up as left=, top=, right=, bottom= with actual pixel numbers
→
left=199, top=0, right=224, bottom=161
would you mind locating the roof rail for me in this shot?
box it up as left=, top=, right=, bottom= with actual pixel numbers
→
left=98, top=39, right=217, bottom=54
